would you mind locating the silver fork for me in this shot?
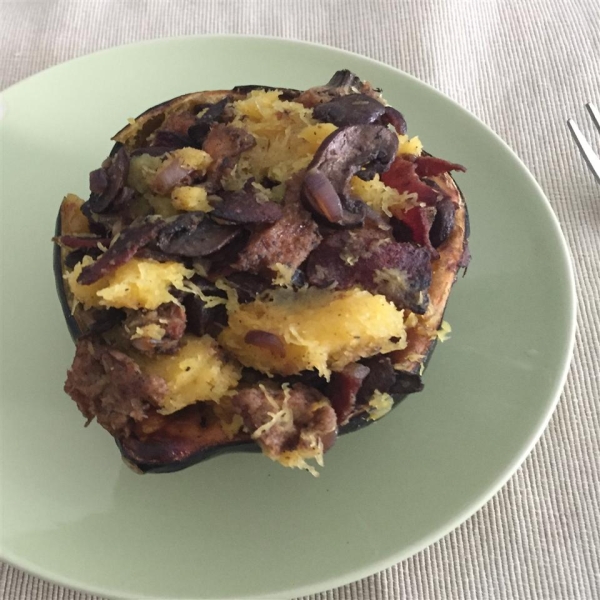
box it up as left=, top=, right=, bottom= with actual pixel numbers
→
left=567, top=103, right=600, bottom=183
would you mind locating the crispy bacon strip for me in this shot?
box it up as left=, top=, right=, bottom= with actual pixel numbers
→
left=77, top=219, right=163, bottom=285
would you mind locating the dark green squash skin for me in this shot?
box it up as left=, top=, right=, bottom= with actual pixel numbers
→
left=54, top=86, right=469, bottom=473
left=117, top=434, right=257, bottom=474
left=54, top=212, right=83, bottom=342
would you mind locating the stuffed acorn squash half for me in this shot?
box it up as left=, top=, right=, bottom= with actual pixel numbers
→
left=53, top=70, right=470, bottom=475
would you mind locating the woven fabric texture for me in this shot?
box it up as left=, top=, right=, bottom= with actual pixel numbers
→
left=1, top=1, right=599, bottom=598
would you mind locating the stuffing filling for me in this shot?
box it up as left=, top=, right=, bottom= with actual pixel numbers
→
left=56, top=70, right=466, bottom=475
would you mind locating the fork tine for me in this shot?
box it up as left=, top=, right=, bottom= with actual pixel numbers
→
left=586, top=103, right=600, bottom=133
left=567, top=117, right=600, bottom=183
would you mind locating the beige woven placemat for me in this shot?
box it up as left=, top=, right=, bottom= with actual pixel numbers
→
left=1, top=1, right=599, bottom=598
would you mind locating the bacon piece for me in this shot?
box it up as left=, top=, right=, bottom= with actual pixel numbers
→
left=328, top=363, right=370, bottom=425
left=381, top=157, right=442, bottom=206
left=414, top=156, right=466, bottom=178
left=391, top=205, right=438, bottom=258
left=54, top=235, right=111, bottom=249
left=77, top=219, right=164, bottom=285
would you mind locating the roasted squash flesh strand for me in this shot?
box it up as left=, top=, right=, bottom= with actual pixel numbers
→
left=55, top=70, right=469, bottom=475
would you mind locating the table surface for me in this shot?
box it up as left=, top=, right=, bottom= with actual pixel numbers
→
left=1, top=1, right=599, bottom=599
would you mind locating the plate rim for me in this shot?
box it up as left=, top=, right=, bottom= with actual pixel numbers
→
left=0, top=33, right=577, bottom=600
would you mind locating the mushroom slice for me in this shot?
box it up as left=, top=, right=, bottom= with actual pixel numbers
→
left=156, top=212, right=241, bottom=258
left=313, top=93, right=386, bottom=127
left=302, top=124, right=399, bottom=227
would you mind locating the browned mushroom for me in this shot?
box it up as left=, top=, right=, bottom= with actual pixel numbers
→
left=313, top=93, right=386, bottom=127
left=302, top=124, right=399, bottom=226
left=87, top=147, right=134, bottom=214
left=429, top=197, right=457, bottom=248
left=211, top=188, right=283, bottom=225
left=156, top=212, right=241, bottom=257
left=188, top=97, right=231, bottom=146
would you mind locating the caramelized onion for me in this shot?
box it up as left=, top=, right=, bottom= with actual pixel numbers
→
left=303, top=169, right=344, bottom=223
left=244, top=330, right=286, bottom=358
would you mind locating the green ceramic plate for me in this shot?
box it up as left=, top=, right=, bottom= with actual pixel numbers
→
left=0, top=36, right=575, bottom=600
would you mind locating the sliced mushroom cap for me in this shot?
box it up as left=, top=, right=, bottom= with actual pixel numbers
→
left=302, top=124, right=399, bottom=226
left=313, top=94, right=386, bottom=127
left=211, top=188, right=283, bottom=225
left=429, top=197, right=457, bottom=248
left=156, top=212, right=241, bottom=257
left=87, top=147, right=133, bottom=214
